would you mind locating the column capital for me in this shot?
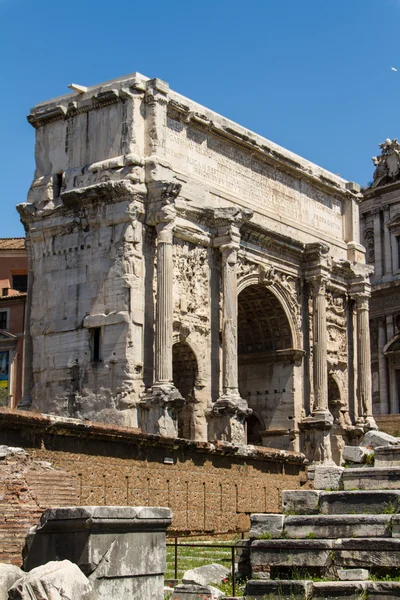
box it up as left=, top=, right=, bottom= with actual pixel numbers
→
left=213, top=207, right=253, bottom=249
left=372, top=206, right=382, bottom=216
left=307, top=273, right=329, bottom=296
left=146, top=182, right=181, bottom=228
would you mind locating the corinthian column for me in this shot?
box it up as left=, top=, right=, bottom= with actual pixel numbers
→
left=378, top=317, right=389, bottom=415
left=355, top=292, right=377, bottom=428
left=141, top=185, right=184, bottom=437
left=312, top=275, right=329, bottom=414
left=154, top=219, right=174, bottom=385
left=220, top=243, right=240, bottom=398
left=209, top=207, right=253, bottom=444
left=301, top=242, right=334, bottom=465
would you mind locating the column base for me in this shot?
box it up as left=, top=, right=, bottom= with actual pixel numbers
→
left=208, top=394, right=251, bottom=444
left=18, top=394, right=32, bottom=410
left=300, top=410, right=335, bottom=465
left=140, top=384, right=185, bottom=437
left=355, top=414, right=378, bottom=431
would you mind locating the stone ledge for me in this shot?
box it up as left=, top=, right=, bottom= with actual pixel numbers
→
left=0, top=409, right=307, bottom=465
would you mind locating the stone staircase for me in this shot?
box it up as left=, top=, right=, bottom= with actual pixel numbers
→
left=243, top=439, right=400, bottom=599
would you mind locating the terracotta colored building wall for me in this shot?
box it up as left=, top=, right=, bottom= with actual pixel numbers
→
left=0, top=254, right=28, bottom=291
left=0, top=411, right=308, bottom=564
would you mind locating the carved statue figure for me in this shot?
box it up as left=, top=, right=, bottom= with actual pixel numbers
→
left=372, top=138, right=400, bottom=187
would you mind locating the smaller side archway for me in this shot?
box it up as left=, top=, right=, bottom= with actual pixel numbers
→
left=173, top=341, right=199, bottom=440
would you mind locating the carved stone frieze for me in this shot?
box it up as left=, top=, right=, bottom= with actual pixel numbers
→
left=173, top=239, right=210, bottom=321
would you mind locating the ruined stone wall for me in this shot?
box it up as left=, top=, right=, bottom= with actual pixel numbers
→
left=0, top=410, right=307, bottom=564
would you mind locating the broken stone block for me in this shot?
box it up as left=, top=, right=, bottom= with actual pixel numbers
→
left=362, top=430, right=400, bottom=448
left=7, top=560, right=93, bottom=600
left=313, top=465, right=344, bottom=490
left=281, top=490, right=320, bottom=514
left=249, top=514, right=284, bottom=538
left=343, top=445, right=371, bottom=463
left=0, top=564, right=24, bottom=600
left=337, top=568, right=369, bottom=581
left=172, top=583, right=225, bottom=599
left=335, top=538, right=400, bottom=568
left=182, top=563, right=229, bottom=586
left=23, top=506, right=172, bottom=600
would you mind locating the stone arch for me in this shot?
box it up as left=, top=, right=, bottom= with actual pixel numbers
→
left=246, top=411, right=265, bottom=446
left=237, top=283, right=299, bottom=451
left=237, top=273, right=302, bottom=349
left=172, top=340, right=201, bottom=440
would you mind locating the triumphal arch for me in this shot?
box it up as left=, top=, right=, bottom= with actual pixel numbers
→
left=18, top=72, right=375, bottom=463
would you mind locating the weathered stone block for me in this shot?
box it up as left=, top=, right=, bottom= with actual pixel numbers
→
left=343, top=445, right=371, bottom=464
left=319, top=490, right=400, bottom=515
left=335, top=538, right=400, bottom=568
left=375, top=444, right=400, bottom=467
left=8, top=560, right=93, bottom=600
left=281, top=490, right=320, bottom=515
left=312, top=581, right=366, bottom=600
left=182, top=563, right=229, bottom=586
left=249, top=514, right=284, bottom=538
left=313, top=465, right=344, bottom=490
left=23, top=506, right=172, bottom=600
left=251, top=539, right=334, bottom=569
left=362, top=430, right=399, bottom=448
left=245, top=579, right=312, bottom=599
left=172, top=583, right=224, bottom=599
left=0, top=564, right=24, bottom=600
left=337, top=568, right=369, bottom=581
left=284, top=514, right=391, bottom=539
left=342, top=466, right=400, bottom=490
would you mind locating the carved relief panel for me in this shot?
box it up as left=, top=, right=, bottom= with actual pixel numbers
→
left=326, top=290, right=347, bottom=361
left=173, top=239, right=210, bottom=322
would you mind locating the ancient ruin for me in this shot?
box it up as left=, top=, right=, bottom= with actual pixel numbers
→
left=18, top=72, right=376, bottom=463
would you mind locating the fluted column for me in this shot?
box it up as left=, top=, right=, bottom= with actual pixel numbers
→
left=312, top=276, right=329, bottom=414
left=140, top=185, right=184, bottom=438
left=355, top=292, right=377, bottom=428
left=384, top=205, right=392, bottom=275
left=378, top=317, right=389, bottom=415
left=220, top=243, right=239, bottom=397
left=154, top=220, right=174, bottom=385
left=373, top=208, right=383, bottom=279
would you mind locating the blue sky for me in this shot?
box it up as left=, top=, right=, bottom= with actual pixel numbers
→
left=1, top=0, right=399, bottom=237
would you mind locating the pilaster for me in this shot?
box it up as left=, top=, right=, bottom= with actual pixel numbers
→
left=378, top=317, right=389, bottom=415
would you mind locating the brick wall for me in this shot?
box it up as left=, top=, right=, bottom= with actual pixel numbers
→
left=376, top=415, right=400, bottom=437
left=0, top=410, right=308, bottom=565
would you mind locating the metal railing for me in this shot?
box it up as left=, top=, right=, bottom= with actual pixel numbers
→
left=166, top=538, right=239, bottom=596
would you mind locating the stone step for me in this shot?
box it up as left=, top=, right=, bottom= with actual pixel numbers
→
left=245, top=579, right=312, bottom=599
left=320, top=490, right=400, bottom=514
left=251, top=537, right=400, bottom=571
left=284, top=514, right=392, bottom=538
left=342, top=466, right=400, bottom=490
left=245, top=580, right=400, bottom=600
left=282, top=489, right=400, bottom=515
left=375, top=445, right=400, bottom=467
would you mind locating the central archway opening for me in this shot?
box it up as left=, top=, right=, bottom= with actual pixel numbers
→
left=238, top=284, right=295, bottom=450
left=173, top=341, right=198, bottom=439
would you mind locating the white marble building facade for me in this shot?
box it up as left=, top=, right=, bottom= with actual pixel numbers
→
left=361, top=139, right=400, bottom=416
left=18, top=72, right=375, bottom=463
